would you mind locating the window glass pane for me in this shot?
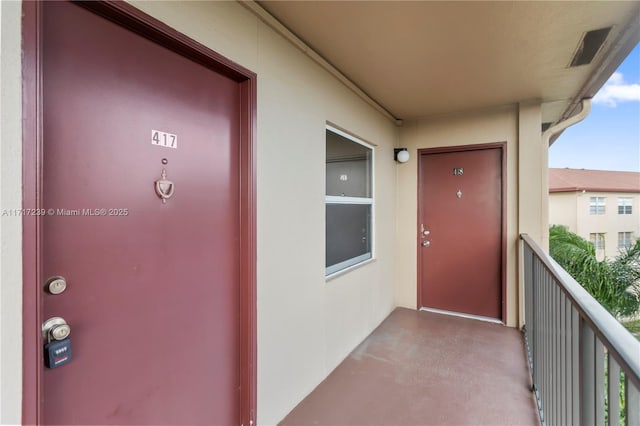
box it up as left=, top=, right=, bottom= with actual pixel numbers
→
left=618, top=198, right=632, bottom=214
left=590, top=233, right=605, bottom=250
left=618, top=232, right=633, bottom=249
left=590, top=197, right=605, bottom=215
left=326, top=204, right=371, bottom=272
left=326, top=130, right=371, bottom=198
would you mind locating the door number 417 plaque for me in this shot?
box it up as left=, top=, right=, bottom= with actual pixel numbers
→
left=152, top=130, right=177, bottom=149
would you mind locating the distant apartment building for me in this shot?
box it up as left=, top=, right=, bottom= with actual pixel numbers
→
left=549, top=168, right=640, bottom=260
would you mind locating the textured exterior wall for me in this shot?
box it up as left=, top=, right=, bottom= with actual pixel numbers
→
left=130, top=3, right=399, bottom=423
left=395, top=106, right=523, bottom=327
left=549, top=192, right=578, bottom=231
left=1, top=2, right=554, bottom=422
left=0, top=1, right=398, bottom=424
left=0, top=1, right=24, bottom=424
left=550, top=191, right=640, bottom=260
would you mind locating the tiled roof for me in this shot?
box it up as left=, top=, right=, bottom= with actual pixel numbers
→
left=549, top=168, right=640, bottom=193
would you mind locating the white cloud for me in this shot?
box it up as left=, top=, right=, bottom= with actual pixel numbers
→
left=593, top=72, right=640, bottom=107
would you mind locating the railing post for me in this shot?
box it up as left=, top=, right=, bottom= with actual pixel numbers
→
left=536, top=264, right=549, bottom=424
left=520, top=234, right=640, bottom=426
left=626, top=379, right=640, bottom=426
left=551, top=278, right=557, bottom=425
left=580, top=317, right=595, bottom=425
left=608, top=356, right=620, bottom=426
left=594, top=339, right=605, bottom=424
left=564, top=296, right=572, bottom=425
left=559, top=292, right=566, bottom=425
left=529, top=244, right=536, bottom=381
left=572, top=307, right=579, bottom=422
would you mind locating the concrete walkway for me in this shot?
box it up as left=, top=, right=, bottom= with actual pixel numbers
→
left=280, top=308, right=539, bottom=426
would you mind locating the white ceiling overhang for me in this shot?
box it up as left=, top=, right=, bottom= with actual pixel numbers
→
left=249, top=1, right=640, bottom=127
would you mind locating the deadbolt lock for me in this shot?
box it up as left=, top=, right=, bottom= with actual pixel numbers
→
left=45, top=276, right=67, bottom=295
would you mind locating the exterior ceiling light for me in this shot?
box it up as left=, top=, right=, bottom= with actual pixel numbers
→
left=394, top=148, right=410, bottom=163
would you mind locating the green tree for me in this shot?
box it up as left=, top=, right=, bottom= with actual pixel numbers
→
left=549, top=225, right=640, bottom=318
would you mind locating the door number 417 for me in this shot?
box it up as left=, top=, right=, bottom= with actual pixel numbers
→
left=152, top=130, right=177, bottom=149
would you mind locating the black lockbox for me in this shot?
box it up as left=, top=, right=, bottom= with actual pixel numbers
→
left=44, top=339, right=72, bottom=369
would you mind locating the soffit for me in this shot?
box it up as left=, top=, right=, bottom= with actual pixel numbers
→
left=257, top=1, right=640, bottom=123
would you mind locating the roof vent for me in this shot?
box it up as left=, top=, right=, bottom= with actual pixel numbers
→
left=569, top=27, right=612, bottom=67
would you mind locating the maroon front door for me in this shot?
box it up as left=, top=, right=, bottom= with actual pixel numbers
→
left=418, top=146, right=504, bottom=320
left=40, top=2, right=242, bottom=423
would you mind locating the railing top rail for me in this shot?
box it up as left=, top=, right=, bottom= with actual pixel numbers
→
left=520, top=233, right=640, bottom=388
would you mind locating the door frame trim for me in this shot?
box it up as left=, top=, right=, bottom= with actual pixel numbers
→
left=416, top=142, right=507, bottom=323
left=21, top=2, right=257, bottom=424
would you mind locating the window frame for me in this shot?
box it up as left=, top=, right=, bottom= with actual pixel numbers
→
left=617, top=197, right=632, bottom=215
left=618, top=232, right=633, bottom=249
left=589, top=197, right=606, bottom=215
left=590, top=232, right=606, bottom=250
left=325, top=124, right=375, bottom=277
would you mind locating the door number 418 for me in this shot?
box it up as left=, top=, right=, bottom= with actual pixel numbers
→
left=152, top=130, right=177, bottom=149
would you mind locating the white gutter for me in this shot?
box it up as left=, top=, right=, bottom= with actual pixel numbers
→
left=543, top=98, right=592, bottom=145
left=540, top=98, right=591, bottom=251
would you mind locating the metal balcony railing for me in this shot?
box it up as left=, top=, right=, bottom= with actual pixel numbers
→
left=521, top=234, right=640, bottom=426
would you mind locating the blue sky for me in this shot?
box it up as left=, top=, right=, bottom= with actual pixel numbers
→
left=549, top=43, right=640, bottom=172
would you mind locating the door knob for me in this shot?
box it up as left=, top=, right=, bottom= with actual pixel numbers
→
left=42, top=317, right=71, bottom=341
left=42, top=317, right=73, bottom=369
left=422, top=240, right=430, bottom=247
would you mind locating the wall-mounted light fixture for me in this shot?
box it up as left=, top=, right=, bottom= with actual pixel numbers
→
left=394, top=148, right=410, bottom=163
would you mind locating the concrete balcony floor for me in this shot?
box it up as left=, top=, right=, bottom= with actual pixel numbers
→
left=280, top=308, right=539, bottom=426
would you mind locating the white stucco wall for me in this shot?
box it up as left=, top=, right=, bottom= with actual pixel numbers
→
left=0, top=1, right=24, bottom=424
left=395, top=106, right=524, bottom=327
left=0, top=1, right=398, bottom=424
left=0, top=1, right=551, bottom=423
left=550, top=191, right=640, bottom=260
left=549, top=192, right=579, bottom=231
left=518, top=103, right=546, bottom=249
left=576, top=192, right=640, bottom=259
left=126, top=2, right=400, bottom=423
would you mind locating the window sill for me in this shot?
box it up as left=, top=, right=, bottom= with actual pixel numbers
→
left=325, top=258, right=376, bottom=282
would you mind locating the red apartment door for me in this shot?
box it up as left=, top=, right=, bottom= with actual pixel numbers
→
left=418, top=146, right=504, bottom=320
left=40, top=2, right=242, bottom=423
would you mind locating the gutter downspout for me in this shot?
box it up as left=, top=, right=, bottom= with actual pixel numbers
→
left=541, top=98, right=592, bottom=250
left=543, top=98, right=592, bottom=146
